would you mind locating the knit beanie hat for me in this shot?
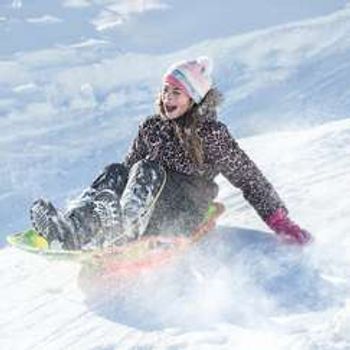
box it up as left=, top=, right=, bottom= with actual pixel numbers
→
left=163, top=56, right=213, bottom=104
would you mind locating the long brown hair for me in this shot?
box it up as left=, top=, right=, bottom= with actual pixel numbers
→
left=157, top=94, right=204, bottom=165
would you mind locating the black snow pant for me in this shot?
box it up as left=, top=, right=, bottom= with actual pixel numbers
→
left=66, top=160, right=219, bottom=246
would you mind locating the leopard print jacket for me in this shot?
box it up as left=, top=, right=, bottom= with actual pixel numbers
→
left=124, top=89, right=287, bottom=220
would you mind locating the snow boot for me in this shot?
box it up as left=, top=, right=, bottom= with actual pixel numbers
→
left=86, top=189, right=124, bottom=246
left=120, top=160, right=166, bottom=239
left=30, top=199, right=79, bottom=250
left=30, top=189, right=123, bottom=250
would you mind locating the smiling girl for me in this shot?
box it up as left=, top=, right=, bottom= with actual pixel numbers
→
left=30, top=57, right=312, bottom=249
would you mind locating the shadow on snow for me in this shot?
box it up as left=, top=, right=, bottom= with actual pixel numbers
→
left=79, top=225, right=342, bottom=331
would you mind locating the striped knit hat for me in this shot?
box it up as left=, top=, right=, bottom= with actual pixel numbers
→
left=163, top=56, right=213, bottom=103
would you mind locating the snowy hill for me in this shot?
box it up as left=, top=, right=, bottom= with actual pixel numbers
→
left=1, top=118, right=350, bottom=349
left=1, top=0, right=347, bottom=55
left=1, top=5, right=350, bottom=239
left=1, top=1, right=350, bottom=349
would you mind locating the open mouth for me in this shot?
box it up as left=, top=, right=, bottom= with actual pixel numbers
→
left=165, top=105, right=177, bottom=113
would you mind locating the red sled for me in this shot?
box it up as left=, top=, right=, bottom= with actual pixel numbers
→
left=80, top=202, right=225, bottom=284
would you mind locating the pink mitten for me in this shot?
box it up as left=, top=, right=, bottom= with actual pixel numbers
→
left=266, top=208, right=312, bottom=245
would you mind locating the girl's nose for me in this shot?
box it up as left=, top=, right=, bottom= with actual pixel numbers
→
left=163, top=93, right=173, bottom=102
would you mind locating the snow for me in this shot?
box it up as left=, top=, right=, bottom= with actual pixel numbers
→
left=91, top=1, right=169, bottom=31
left=1, top=1, right=350, bottom=349
left=26, top=16, right=63, bottom=25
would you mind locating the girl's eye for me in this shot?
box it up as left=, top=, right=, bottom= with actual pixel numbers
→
left=163, top=91, right=176, bottom=96
left=162, top=87, right=182, bottom=97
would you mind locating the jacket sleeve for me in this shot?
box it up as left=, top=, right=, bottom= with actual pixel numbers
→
left=210, top=122, right=287, bottom=220
left=123, top=123, right=148, bottom=169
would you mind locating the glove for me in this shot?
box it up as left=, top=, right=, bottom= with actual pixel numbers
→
left=265, top=208, right=312, bottom=245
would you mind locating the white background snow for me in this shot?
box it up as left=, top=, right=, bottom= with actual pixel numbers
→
left=1, top=1, right=350, bottom=349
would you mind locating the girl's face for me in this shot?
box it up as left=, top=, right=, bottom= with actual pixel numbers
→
left=161, top=83, right=192, bottom=120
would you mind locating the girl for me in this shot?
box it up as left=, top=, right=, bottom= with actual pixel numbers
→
left=30, top=57, right=312, bottom=250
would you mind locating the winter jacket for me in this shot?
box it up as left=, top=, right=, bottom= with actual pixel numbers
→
left=124, top=89, right=287, bottom=221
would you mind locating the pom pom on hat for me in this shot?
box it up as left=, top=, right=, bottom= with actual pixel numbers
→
left=163, top=56, right=213, bottom=103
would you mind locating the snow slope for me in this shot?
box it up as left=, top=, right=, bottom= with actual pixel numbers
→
left=1, top=5, right=350, bottom=239
left=1, top=118, right=350, bottom=349
left=0, top=0, right=346, bottom=55
left=1, top=1, right=350, bottom=349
